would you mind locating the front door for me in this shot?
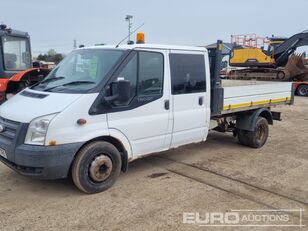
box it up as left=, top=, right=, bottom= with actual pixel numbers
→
left=169, top=51, right=208, bottom=147
left=107, top=50, right=171, bottom=157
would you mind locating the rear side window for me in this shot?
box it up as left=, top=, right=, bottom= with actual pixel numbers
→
left=169, top=53, right=206, bottom=94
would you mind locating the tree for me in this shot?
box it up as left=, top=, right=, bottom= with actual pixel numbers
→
left=36, top=49, right=64, bottom=64
left=47, top=49, right=57, bottom=57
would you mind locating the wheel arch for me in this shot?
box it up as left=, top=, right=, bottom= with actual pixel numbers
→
left=236, top=108, right=273, bottom=131
left=72, top=134, right=132, bottom=173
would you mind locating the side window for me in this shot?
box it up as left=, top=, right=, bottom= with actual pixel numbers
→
left=169, top=53, right=206, bottom=95
left=139, top=52, right=164, bottom=96
left=108, top=51, right=164, bottom=107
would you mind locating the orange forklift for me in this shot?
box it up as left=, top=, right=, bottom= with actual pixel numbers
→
left=0, top=24, right=50, bottom=103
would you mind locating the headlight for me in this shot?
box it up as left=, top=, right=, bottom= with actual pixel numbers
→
left=25, top=114, right=58, bottom=145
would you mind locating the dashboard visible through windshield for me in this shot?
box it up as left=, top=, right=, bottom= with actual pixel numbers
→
left=32, top=49, right=125, bottom=93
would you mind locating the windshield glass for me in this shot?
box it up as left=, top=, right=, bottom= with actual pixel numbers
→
left=2, top=36, right=31, bottom=71
left=32, top=49, right=125, bottom=93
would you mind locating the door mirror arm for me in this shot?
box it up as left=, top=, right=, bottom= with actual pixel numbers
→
left=104, top=94, right=120, bottom=103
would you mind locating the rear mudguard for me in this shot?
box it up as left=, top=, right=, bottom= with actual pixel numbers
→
left=236, top=108, right=273, bottom=131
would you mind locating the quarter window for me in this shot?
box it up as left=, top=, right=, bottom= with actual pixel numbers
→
left=169, top=53, right=206, bottom=94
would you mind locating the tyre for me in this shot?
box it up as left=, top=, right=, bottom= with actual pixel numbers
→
left=237, top=117, right=269, bottom=148
left=237, top=129, right=249, bottom=146
left=71, top=141, right=122, bottom=194
left=296, top=85, right=308, bottom=96
left=247, top=117, right=269, bottom=148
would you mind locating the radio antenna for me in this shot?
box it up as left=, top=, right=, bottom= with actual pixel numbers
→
left=115, top=23, right=145, bottom=48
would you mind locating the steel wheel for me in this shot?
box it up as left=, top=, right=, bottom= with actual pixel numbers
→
left=89, top=154, right=113, bottom=182
left=297, top=85, right=308, bottom=96
left=256, top=123, right=266, bottom=143
left=71, top=141, right=122, bottom=194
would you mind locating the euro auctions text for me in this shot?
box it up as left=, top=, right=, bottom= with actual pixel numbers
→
left=183, top=209, right=305, bottom=228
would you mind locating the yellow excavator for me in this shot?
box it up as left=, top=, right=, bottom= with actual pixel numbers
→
left=228, top=31, right=308, bottom=81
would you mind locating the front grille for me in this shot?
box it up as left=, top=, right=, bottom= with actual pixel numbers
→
left=0, top=117, right=21, bottom=144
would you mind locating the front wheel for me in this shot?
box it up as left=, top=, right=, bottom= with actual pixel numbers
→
left=71, top=141, right=122, bottom=194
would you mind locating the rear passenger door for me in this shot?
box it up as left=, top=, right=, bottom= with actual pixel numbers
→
left=169, top=51, right=208, bottom=147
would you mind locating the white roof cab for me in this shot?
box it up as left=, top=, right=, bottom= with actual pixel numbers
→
left=0, top=38, right=294, bottom=193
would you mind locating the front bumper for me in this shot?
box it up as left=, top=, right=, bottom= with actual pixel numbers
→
left=0, top=142, right=84, bottom=179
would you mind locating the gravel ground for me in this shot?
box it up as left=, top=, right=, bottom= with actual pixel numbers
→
left=0, top=97, right=307, bottom=231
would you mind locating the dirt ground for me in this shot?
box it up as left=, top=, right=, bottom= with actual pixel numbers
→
left=0, top=97, right=307, bottom=231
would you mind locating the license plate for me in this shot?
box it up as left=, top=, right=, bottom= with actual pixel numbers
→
left=0, top=148, right=7, bottom=159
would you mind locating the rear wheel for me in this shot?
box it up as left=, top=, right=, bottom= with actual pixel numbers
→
left=237, top=117, right=269, bottom=148
left=296, top=85, right=308, bottom=96
left=71, top=141, right=122, bottom=194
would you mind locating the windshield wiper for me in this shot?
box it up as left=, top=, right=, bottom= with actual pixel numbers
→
left=40, top=76, right=65, bottom=84
left=44, top=80, right=96, bottom=91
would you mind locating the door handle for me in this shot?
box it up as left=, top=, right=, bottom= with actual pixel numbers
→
left=164, top=100, right=170, bottom=110
left=199, top=96, right=204, bottom=106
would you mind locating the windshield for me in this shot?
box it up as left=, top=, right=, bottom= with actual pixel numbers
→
left=32, top=49, right=125, bottom=93
left=2, top=35, right=31, bottom=71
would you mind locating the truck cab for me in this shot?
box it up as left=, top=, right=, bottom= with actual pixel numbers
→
left=0, top=38, right=293, bottom=193
left=0, top=24, right=32, bottom=78
left=0, top=24, right=49, bottom=103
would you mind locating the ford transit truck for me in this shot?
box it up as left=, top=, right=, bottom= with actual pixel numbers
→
left=0, top=37, right=294, bottom=193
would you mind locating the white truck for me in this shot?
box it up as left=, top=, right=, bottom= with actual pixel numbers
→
left=0, top=38, right=293, bottom=193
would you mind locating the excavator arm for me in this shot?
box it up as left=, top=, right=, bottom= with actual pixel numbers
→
left=274, top=31, right=308, bottom=66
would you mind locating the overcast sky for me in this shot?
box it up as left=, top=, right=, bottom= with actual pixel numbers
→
left=2, top=0, right=308, bottom=55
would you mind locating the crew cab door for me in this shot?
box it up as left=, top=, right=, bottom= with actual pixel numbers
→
left=106, top=50, right=171, bottom=157
left=169, top=51, right=209, bottom=147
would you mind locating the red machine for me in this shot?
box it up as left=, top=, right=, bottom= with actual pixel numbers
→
left=0, top=24, right=50, bottom=103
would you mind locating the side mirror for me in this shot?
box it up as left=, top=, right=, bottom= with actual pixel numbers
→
left=104, top=79, right=131, bottom=104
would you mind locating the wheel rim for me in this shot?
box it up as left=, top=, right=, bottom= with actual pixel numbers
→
left=299, top=87, right=308, bottom=96
left=256, top=124, right=266, bottom=142
left=89, top=154, right=113, bottom=182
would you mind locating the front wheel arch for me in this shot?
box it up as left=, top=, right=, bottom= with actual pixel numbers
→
left=70, top=136, right=129, bottom=175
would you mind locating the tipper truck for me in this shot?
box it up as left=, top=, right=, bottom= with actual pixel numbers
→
left=0, top=35, right=294, bottom=193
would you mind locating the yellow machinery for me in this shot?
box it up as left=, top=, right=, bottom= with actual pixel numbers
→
left=229, top=37, right=286, bottom=67
left=230, top=47, right=275, bottom=67
left=228, top=31, right=308, bottom=80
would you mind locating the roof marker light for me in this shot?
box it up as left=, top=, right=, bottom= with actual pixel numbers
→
left=136, top=32, right=145, bottom=44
